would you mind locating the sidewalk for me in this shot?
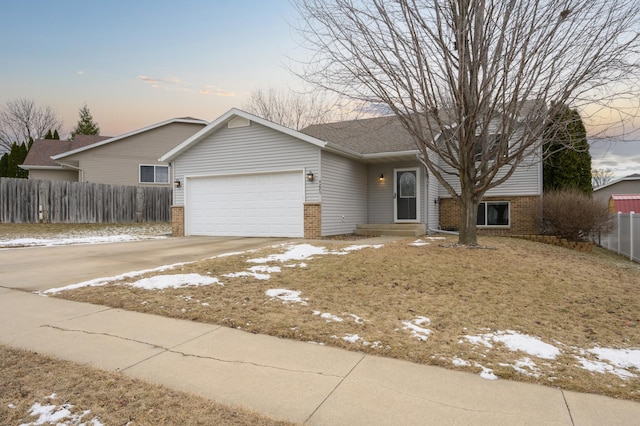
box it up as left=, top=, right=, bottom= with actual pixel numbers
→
left=1, top=287, right=639, bottom=425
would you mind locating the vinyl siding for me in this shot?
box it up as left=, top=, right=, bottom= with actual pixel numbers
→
left=320, top=151, right=367, bottom=235
left=438, top=147, right=542, bottom=198
left=28, top=169, right=78, bottom=182
left=367, top=161, right=426, bottom=224
left=64, top=123, right=205, bottom=186
left=426, top=165, right=440, bottom=230
left=593, top=180, right=640, bottom=204
left=173, top=122, right=321, bottom=206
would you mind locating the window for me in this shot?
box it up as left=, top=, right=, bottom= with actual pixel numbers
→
left=477, top=201, right=510, bottom=226
left=140, top=165, right=169, bottom=184
left=474, top=134, right=503, bottom=162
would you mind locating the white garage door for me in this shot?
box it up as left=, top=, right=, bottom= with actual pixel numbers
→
left=186, top=171, right=304, bottom=237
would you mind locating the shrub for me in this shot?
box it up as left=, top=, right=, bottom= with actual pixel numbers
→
left=541, top=189, right=612, bottom=241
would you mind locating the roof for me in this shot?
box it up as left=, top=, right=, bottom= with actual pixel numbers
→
left=301, top=115, right=420, bottom=155
left=160, top=109, right=332, bottom=163
left=594, top=174, right=640, bottom=191
left=21, top=135, right=111, bottom=169
left=53, top=117, right=208, bottom=160
left=609, top=194, right=640, bottom=214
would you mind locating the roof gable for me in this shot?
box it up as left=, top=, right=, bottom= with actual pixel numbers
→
left=160, top=108, right=328, bottom=162
left=594, top=173, right=640, bottom=191
left=53, top=117, right=208, bottom=160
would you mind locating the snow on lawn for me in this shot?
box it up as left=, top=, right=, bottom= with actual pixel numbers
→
left=409, top=239, right=430, bottom=246
left=265, top=289, right=308, bottom=305
left=1, top=234, right=166, bottom=248
left=464, top=330, right=560, bottom=359
left=17, top=394, right=102, bottom=426
left=402, top=316, right=433, bottom=341
left=313, top=311, right=344, bottom=322
left=248, top=243, right=383, bottom=263
left=130, top=274, right=222, bottom=290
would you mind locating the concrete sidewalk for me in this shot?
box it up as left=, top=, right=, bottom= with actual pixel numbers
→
left=1, top=287, right=639, bottom=425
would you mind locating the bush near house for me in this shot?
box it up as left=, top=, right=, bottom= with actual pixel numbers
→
left=540, top=189, right=612, bottom=241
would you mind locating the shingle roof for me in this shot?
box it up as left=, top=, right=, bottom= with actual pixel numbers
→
left=609, top=194, right=640, bottom=214
left=301, top=115, right=421, bottom=154
left=22, top=135, right=111, bottom=167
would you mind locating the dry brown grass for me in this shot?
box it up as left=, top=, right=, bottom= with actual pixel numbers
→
left=0, top=345, right=295, bottom=425
left=0, top=222, right=170, bottom=240
left=52, top=236, right=640, bottom=402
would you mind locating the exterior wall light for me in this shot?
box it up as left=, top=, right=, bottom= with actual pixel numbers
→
left=174, top=179, right=181, bottom=188
left=379, top=173, right=384, bottom=182
left=306, top=171, right=314, bottom=182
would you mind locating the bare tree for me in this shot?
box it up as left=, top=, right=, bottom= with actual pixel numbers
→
left=0, top=98, right=63, bottom=150
left=294, top=0, right=640, bottom=245
left=243, top=87, right=343, bottom=130
left=592, top=168, right=615, bottom=188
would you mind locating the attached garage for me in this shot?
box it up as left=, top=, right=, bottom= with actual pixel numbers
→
left=185, top=171, right=304, bottom=237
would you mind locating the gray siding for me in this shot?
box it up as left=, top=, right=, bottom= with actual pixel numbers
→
left=65, top=122, right=204, bottom=186
left=320, top=151, right=367, bottom=235
left=367, top=161, right=426, bottom=224
left=438, top=148, right=542, bottom=198
left=173, top=122, right=321, bottom=206
left=426, top=166, right=440, bottom=230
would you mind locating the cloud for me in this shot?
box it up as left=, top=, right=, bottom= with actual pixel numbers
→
left=138, top=75, right=235, bottom=97
left=77, top=70, right=84, bottom=75
left=199, top=86, right=235, bottom=97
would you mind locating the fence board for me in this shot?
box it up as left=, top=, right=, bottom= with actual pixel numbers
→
left=0, top=177, right=171, bottom=223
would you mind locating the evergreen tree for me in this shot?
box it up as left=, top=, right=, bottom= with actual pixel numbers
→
left=53, top=129, right=60, bottom=140
left=0, top=152, right=8, bottom=176
left=543, top=106, right=592, bottom=195
left=0, top=140, right=30, bottom=178
left=44, top=129, right=53, bottom=139
left=71, top=104, right=100, bottom=138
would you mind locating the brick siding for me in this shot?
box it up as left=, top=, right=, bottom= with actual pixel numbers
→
left=171, top=205, right=185, bottom=237
left=304, top=203, right=322, bottom=239
left=439, top=195, right=541, bottom=235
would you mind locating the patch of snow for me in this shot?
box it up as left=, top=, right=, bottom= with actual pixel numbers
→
left=575, top=357, right=637, bottom=380
left=223, top=271, right=271, bottom=280
left=130, top=274, right=222, bottom=290
left=0, top=234, right=166, bottom=248
left=589, top=347, right=640, bottom=370
left=409, top=239, right=430, bottom=247
left=342, top=244, right=384, bottom=251
left=343, top=334, right=362, bottom=343
left=426, top=236, right=447, bottom=241
left=452, top=357, right=471, bottom=367
left=8, top=403, right=16, bottom=409
left=474, top=362, right=499, bottom=380
left=265, top=289, right=308, bottom=305
left=313, top=311, right=343, bottom=322
left=500, top=357, right=541, bottom=378
left=464, top=330, right=560, bottom=360
left=22, top=402, right=102, bottom=426
left=249, top=244, right=331, bottom=263
left=349, top=314, right=366, bottom=324
left=402, top=316, right=433, bottom=341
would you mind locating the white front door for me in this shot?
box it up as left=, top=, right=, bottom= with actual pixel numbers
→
left=394, top=168, right=419, bottom=222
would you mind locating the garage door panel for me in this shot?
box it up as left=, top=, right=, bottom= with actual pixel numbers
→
left=186, top=172, right=304, bottom=237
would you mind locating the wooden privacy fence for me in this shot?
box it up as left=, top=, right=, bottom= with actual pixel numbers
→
left=600, top=211, right=639, bottom=263
left=0, top=178, right=172, bottom=223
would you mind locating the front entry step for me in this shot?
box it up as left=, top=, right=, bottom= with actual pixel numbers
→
left=354, top=223, right=426, bottom=237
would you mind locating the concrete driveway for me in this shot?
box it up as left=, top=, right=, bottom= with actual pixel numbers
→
left=0, top=236, right=288, bottom=292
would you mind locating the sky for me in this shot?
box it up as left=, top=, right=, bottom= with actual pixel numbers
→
left=0, top=0, right=637, bottom=179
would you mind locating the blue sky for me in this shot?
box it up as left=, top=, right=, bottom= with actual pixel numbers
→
left=0, top=0, right=637, bottom=178
left=0, top=0, right=302, bottom=135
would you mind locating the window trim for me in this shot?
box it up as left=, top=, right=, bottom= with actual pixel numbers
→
left=139, top=164, right=169, bottom=184
left=477, top=201, right=510, bottom=228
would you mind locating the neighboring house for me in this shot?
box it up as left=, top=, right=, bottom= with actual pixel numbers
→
left=21, top=118, right=208, bottom=186
left=608, top=194, right=640, bottom=214
left=21, top=135, right=111, bottom=181
left=161, top=108, right=542, bottom=238
left=593, top=174, right=640, bottom=204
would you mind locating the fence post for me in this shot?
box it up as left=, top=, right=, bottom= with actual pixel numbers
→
left=631, top=211, right=635, bottom=262
left=617, top=212, right=622, bottom=255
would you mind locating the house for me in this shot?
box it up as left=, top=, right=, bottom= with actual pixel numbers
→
left=21, top=135, right=111, bottom=181
left=608, top=194, right=640, bottom=214
left=161, top=108, right=542, bottom=238
left=593, top=174, right=640, bottom=205
left=21, top=118, right=208, bottom=186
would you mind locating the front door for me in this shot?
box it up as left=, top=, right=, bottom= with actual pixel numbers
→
left=394, top=168, right=419, bottom=222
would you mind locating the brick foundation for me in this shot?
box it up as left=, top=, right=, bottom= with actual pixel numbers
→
left=171, top=205, right=185, bottom=237
left=304, top=203, right=322, bottom=239
left=439, top=195, right=542, bottom=235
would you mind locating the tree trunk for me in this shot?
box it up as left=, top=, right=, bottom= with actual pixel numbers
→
left=458, top=187, right=482, bottom=246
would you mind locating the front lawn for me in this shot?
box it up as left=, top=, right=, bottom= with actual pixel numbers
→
left=48, top=236, right=640, bottom=402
